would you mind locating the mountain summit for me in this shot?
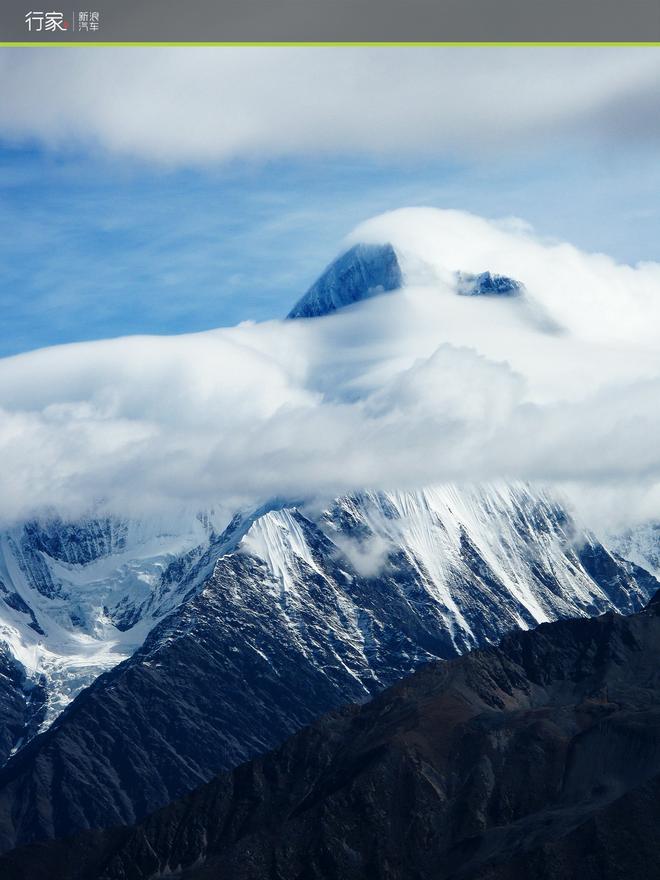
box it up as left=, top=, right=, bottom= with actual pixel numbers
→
left=287, top=242, right=403, bottom=318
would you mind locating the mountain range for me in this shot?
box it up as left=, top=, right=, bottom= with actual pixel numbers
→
left=0, top=224, right=658, bottom=869
left=5, top=581, right=660, bottom=879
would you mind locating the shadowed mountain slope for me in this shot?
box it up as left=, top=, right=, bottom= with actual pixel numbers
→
left=5, top=593, right=660, bottom=879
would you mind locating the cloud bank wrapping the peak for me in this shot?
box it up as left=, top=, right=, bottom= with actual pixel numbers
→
left=1, top=207, right=660, bottom=530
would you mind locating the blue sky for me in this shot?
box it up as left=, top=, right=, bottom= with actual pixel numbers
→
left=1, top=48, right=660, bottom=357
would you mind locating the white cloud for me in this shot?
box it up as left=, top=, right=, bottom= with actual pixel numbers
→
left=1, top=207, right=659, bottom=531
left=1, top=49, right=660, bottom=164
left=331, top=533, right=391, bottom=578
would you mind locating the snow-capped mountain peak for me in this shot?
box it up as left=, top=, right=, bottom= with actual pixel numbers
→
left=287, top=242, right=403, bottom=318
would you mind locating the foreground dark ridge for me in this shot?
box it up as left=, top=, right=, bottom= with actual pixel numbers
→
left=6, top=592, right=660, bottom=880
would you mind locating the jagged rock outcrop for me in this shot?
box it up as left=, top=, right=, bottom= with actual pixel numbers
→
left=287, top=242, right=403, bottom=318
left=457, top=271, right=523, bottom=297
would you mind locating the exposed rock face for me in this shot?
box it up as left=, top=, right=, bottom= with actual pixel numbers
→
left=0, top=486, right=655, bottom=856
left=6, top=593, right=660, bottom=880
left=0, top=645, right=46, bottom=767
left=457, top=271, right=523, bottom=297
left=287, top=243, right=403, bottom=318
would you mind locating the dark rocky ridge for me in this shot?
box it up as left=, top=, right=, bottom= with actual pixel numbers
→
left=6, top=594, right=660, bottom=879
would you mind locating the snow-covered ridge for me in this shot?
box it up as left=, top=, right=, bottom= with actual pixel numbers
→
left=236, top=486, right=656, bottom=657
left=2, top=480, right=656, bottom=759
left=610, top=522, right=660, bottom=579
left=0, top=510, right=232, bottom=734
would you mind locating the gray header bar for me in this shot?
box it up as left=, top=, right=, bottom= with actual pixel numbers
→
left=3, top=0, right=660, bottom=42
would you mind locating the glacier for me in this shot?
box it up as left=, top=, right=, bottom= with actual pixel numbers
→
left=0, top=509, right=233, bottom=744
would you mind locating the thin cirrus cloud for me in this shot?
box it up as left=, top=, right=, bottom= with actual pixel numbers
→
left=1, top=49, right=660, bottom=163
left=1, top=207, right=659, bottom=530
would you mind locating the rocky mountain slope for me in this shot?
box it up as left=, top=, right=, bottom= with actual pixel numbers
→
left=0, top=485, right=655, bottom=855
left=7, top=590, right=660, bottom=880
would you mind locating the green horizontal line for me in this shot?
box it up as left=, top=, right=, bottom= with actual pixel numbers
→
left=2, top=41, right=660, bottom=47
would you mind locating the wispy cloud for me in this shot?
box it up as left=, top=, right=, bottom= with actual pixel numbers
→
left=1, top=49, right=660, bottom=164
